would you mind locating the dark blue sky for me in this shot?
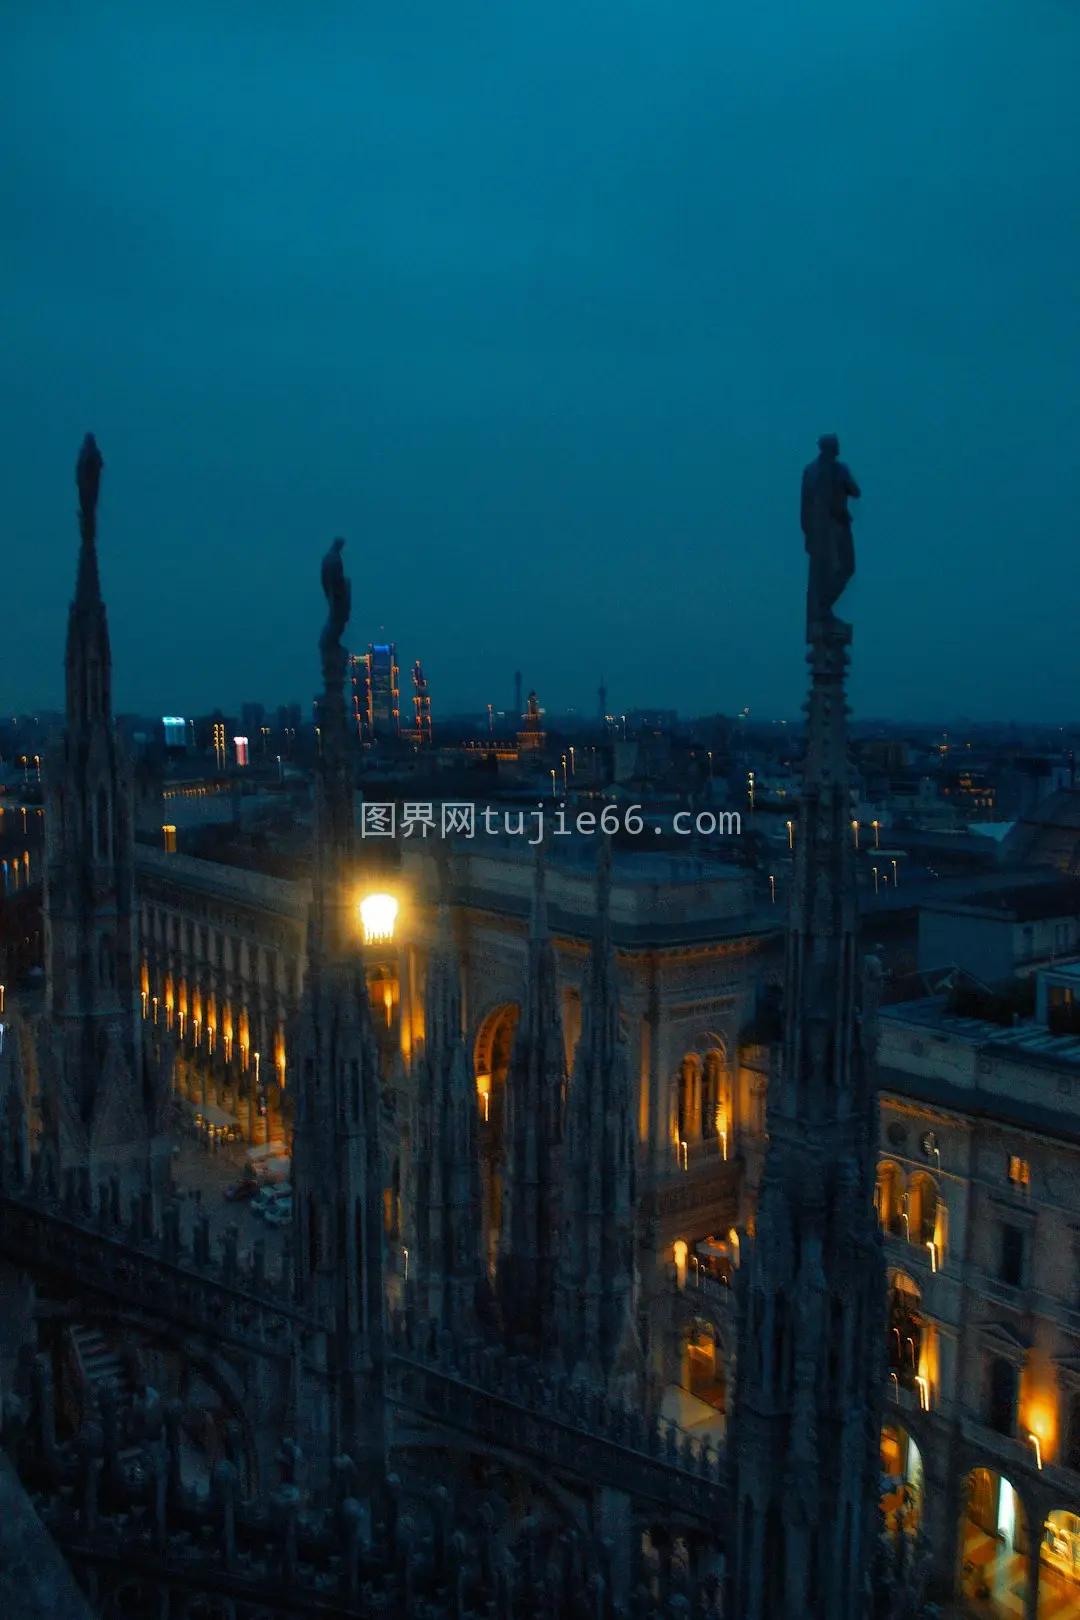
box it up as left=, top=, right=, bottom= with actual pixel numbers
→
left=3, top=1, right=1078, bottom=723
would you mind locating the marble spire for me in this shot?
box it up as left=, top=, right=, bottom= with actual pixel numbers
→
left=289, top=538, right=387, bottom=1483
left=496, top=846, right=566, bottom=1351
left=555, top=839, right=641, bottom=1393
left=408, top=869, right=486, bottom=1332
left=727, top=446, right=885, bottom=1620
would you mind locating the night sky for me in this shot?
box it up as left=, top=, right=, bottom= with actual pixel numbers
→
left=3, top=1, right=1078, bottom=723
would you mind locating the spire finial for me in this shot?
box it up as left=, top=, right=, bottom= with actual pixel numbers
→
left=76, top=433, right=104, bottom=537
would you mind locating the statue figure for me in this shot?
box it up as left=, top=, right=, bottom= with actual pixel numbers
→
left=800, top=434, right=860, bottom=636
left=76, top=433, right=104, bottom=531
left=319, top=537, right=351, bottom=685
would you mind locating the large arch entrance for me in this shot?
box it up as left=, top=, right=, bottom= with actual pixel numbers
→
left=960, top=1467, right=1030, bottom=1615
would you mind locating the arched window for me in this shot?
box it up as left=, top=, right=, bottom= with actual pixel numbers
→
left=875, top=1162, right=907, bottom=1238
left=987, top=1358, right=1018, bottom=1437
left=703, top=1051, right=725, bottom=1139
left=909, top=1172, right=942, bottom=1248
left=887, top=1273, right=923, bottom=1390
left=677, top=1055, right=702, bottom=1143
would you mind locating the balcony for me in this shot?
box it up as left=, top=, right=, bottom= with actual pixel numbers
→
left=640, top=1151, right=741, bottom=1222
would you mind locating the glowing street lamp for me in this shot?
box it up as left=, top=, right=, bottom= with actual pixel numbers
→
left=872, top=819, right=880, bottom=849
left=359, top=892, right=399, bottom=945
left=786, top=819, right=794, bottom=850
left=852, top=819, right=859, bottom=849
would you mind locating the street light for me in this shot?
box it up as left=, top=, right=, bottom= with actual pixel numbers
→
left=851, top=819, right=859, bottom=849
left=359, top=893, right=398, bottom=945
left=872, top=819, right=880, bottom=849
left=786, top=819, right=794, bottom=849
left=550, top=769, right=557, bottom=801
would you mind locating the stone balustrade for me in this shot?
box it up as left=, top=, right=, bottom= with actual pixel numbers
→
left=3, top=1348, right=724, bottom=1620
left=387, top=1314, right=726, bottom=1520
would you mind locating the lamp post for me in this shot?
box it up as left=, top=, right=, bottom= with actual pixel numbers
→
left=359, top=893, right=398, bottom=946
left=872, top=819, right=880, bottom=849
left=550, top=769, right=557, bottom=801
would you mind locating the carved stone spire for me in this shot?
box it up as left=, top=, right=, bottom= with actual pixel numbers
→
left=42, top=437, right=168, bottom=1204
left=555, top=839, right=640, bottom=1392
left=497, top=847, right=566, bottom=1351
left=408, top=880, right=486, bottom=1332
left=289, top=538, right=387, bottom=1483
left=727, top=461, right=884, bottom=1620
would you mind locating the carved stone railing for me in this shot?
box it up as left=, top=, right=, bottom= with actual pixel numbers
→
left=4, top=1356, right=725, bottom=1620
left=386, top=1320, right=727, bottom=1521
left=639, top=1155, right=741, bottom=1219
left=0, top=1188, right=307, bottom=1358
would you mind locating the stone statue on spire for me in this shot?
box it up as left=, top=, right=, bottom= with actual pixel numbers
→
left=801, top=433, right=860, bottom=639
left=319, top=537, right=351, bottom=689
left=76, top=433, right=104, bottom=536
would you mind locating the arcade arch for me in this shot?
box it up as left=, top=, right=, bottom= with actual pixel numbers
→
left=960, top=1468, right=1030, bottom=1616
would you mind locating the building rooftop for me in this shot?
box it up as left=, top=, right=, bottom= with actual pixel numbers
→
left=919, top=877, right=1080, bottom=924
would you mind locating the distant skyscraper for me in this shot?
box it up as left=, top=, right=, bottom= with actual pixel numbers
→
left=514, top=670, right=523, bottom=719
left=369, top=643, right=400, bottom=739
left=412, top=659, right=432, bottom=745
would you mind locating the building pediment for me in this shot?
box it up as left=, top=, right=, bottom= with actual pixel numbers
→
left=979, top=1319, right=1032, bottom=1357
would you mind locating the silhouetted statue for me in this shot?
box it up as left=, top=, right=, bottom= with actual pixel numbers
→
left=319, top=537, right=351, bottom=687
left=76, top=433, right=104, bottom=532
left=801, top=433, right=860, bottom=637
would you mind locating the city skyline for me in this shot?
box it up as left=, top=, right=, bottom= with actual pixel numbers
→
left=3, top=2, right=1079, bottom=724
